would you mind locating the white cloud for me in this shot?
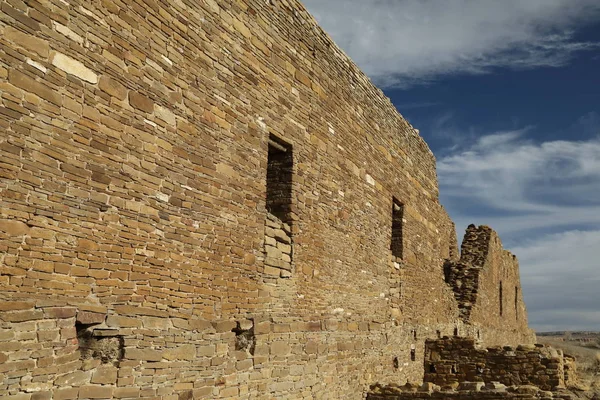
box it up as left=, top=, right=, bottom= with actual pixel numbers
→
left=301, top=0, right=600, bottom=87
left=513, top=230, right=600, bottom=332
left=437, top=129, right=600, bottom=331
left=438, top=132, right=600, bottom=235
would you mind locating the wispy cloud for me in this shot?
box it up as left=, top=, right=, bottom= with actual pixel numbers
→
left=302, top=0, right=600, bottom=88
left=513, top=230, right=600, bottom=332
left=438, top=131, right=600, bottom=233
left=436, top=125, right=600, bottom=331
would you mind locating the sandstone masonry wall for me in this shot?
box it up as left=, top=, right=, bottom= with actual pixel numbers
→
left=424, top=338, right=566, bottom=391
left=0, top=0, right=532, bottom=398
left=444, top=226, right=534, bottom=346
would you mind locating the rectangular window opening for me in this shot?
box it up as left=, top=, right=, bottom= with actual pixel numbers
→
left=515, top=286, right=519, bottom=320
left=499, top=281, right=503, bottom=317
left=391, top=198, right=404, bottom=259
left=266, top=135, right=293, bottom=225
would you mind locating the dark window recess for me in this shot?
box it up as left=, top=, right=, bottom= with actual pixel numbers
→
left=453, top=327, right=458, bottom=336
left=393, top=357, right=399, bottom=369
left=391, top=199, right=404, bottom=258
left=232, top=321, right=256, bottom=355
left=451, top=365, right=458, bottom=374
left=515, top=286, right=519, bottom=320
left=266, top=135, right=293, bottom=224
left=412, top=329, right=417, bottom=340
left=499, top=281, right=503, bottom=316
left=76, top=323, right=124, bottom=364
left=429, top=364, right=437, bottom=373
left=436, top=330, right=441, bottom=338
left=443, top=261, right=452, bottom=284
left=410, top=347, right=416, bottom=361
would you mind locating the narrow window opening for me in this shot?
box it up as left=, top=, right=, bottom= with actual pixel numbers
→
left=412, top=329, right=417, bottom=340
left=499, top=281, right=503, bottom=316
left=443, top=261, right=452, bottom=284
left=453, top=327, right=458, bottom=336
left=391, top=198, right=404, bottom=259
left=266, top=135, right=293, bottom=225
left=436, top=330, right=441, bottom=338
left=515, top=286, right=519, bottom=320
left=76, top=322, right=124, bottom=364
left=451, top=364, right=458, bottom=374
left=393, top=357, right=399, bottom=369
left=429, top=364, right=437, bottom=373
left=410, top=348, right=416, bottom=361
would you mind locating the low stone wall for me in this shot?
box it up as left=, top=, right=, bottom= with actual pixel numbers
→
left=367, top=382, right=575, bottom=400
left=424, top=338, right=567, bottom=391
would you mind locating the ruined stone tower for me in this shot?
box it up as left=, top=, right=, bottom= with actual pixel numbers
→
left=0, top=0, right=534, bottom=398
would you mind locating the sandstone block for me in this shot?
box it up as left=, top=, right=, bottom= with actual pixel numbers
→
left=78, top=385, right=114, bottom=399
left=51, top=52, right=98, bottom=83
left=0, top=309, right=43, bottom=322
left=124, top=348, right=162, bottom=362
left=0, top=301, right=34, bottom=311
left=91, top=366, right=117, bottom=384
left=98, top=76, right=127, bottom=100
left=265, top=244, right=282, bottom=259
left=197, top=345, right=216, bottom=357
left=129, top=92, right=154, bottom=113
left=212, top=320, right=236, bottom=333
left=54, top=370, right=92, bottom=387
left=263, top=265, right=281, bottom=276
left=113, top=388, right=140, bottom=398
left=277, top=242, right=291, bottom=254
left=76, top=311, right=105, bottom=325
left=155, top=105, right=176, bottom=125
left=4, top=27, right=49, bottom=57
left=53, top=388, right=79, bottom=400
left=141, top=316, right=172, bottom=330
left=44, top=307, right=77, bottom=319
left=0, top=220, right=30, bottom=236
left=273, top=229, right=291, bottom=243
left=163, top=344, right=196, bottom=361
left=270, top=341, right=289, bottom=356
left=189, top=319, right=213, bottom=331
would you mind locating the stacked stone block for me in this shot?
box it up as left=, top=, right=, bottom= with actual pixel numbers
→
left=264, top=213, right=293, bottom=278
left=368, top=382, right=576, bottom=400
left=424, top=338, right=568, bottom=391
left=443, top=226, right=533, bottom=346
left=0, top=0, right=535, bottom=398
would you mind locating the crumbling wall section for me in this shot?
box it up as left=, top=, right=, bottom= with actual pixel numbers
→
left=444, top=226, right=534, bottom=346
left=0, top=0, right=530, bottom=398
left=368, top=383, right=575, bottom=400
left=424, top=338, right=567, bottom=391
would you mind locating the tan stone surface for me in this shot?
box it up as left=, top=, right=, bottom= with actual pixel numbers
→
left=0, top=0, right=534, bottom=399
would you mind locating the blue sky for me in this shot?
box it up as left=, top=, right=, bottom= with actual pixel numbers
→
left=302, top=0, right=600, bottom=332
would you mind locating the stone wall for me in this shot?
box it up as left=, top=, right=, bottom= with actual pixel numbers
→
left=368, top=383, right=575, bottom=400
left=424, top=338, right=567, bottom=391
left=444, top=226, right=534, bottom=346
left=0, top=0, right=533, bottom=398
